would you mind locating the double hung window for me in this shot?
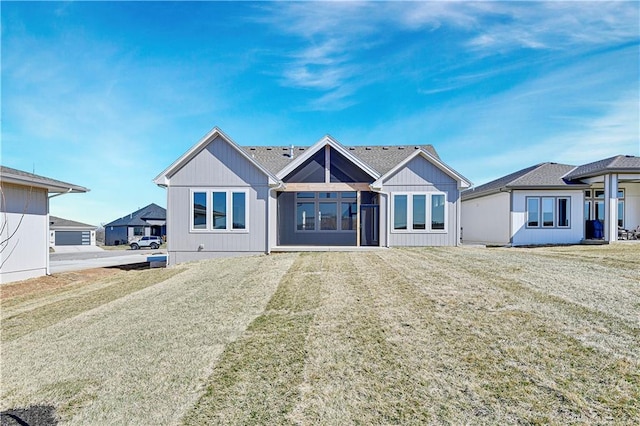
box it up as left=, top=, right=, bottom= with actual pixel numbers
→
left=392, top=193, right=447, bottom=232
left=191, top=189, right=248, bottom=232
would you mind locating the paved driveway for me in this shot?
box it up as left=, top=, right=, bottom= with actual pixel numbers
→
left=50, top=247, right=167, bottom=273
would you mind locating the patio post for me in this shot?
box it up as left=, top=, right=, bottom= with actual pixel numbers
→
left=604, top=173, right=618, bottom=242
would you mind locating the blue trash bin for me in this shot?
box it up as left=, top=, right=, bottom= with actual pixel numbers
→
left=593, top=220, right=603, bottom=239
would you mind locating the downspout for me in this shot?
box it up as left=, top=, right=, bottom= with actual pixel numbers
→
left=267, top=181, right=285, bottom=254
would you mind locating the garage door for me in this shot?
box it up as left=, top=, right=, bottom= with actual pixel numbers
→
left=55, top=231, right=91, bottom=245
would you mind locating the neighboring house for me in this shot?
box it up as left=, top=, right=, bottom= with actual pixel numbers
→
left=461, top=155, right=640, bottom=246
left=104, top=203, right=166, bottom=246
left=154, top=127, right=470, bottom=265
left=0, top=166, right=89, bottom=284
left=49, top=216, right=97, bottom=248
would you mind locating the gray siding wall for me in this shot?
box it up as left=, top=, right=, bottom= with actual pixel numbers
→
left=166, top=136, right=271, bottom=264
left=382, top=156, right=460, bottom=247
left=1, top=183, right=49, bottom=284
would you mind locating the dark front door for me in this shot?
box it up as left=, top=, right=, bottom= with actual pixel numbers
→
left=360, top=204, right=379, bottom=246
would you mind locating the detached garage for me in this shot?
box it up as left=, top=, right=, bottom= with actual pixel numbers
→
left=50, top=216, right=96, bottom=247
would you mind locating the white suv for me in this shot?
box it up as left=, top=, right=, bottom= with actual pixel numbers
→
left=130, top=236, right=162, bottom=250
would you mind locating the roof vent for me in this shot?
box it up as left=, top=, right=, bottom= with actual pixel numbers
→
left=414, top=146, right=420, bottom=149
left=365, top=147, right=371, bottom=150
left=382, top=146, right=389, bottom=150
left=349, top=147, right=355, bottom=150
left=266, top=147, right=272, bottom=151
left=398, top=146, right=405, bottom=150
left=289, top=145, right=294, bottom=159
left=250, top=147, right=256, bottom=150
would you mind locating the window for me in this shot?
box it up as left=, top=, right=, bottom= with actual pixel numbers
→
left=232, top=192, right=246, bottom=230
left=542, top=197, right=555, bottom=227
left=133, top=226, right=145, bottom=236
left=618, top=189, right=625, bottom=227
left=296, top=202, right=315, bottom=230
left=193, top=192, right=207, bottom=230
left=431, top=194, right=445, bottom=230
left=527, top=198, right=540, bottom=227
left=212, top=192, right=226, bottom=229
left=296, top=192, right=357, bottom=232
left=413, top=195, right=426, bottom=230
left=341, top=202, right=357, bottom=230
left=393, top=194, right=408, bottom=230
left=392, top=192, right=447, bottom=232
left=558, top=198, right=570, bottom=227
left=319, top=202, right=337, bottom=230
left=526, top=196, right=571, bottom=229
left=191, top=189, right=248, bottom=232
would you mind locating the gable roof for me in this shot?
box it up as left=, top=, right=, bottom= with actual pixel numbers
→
left=241, top=144, right=441, bottom=177
left=462, top=162, right=585, bottom=201
left=274, top=135, right=382, bottom=180
left=563, top=155, right=640, bottom=180
left=154, top=127, right=280, bottom=187
left=373, top=148, right=471, bottom=190
left=0, top=165, right=89, bottom=194
left=104, top=203, right=166, bottom=227
left=50, top=216, right=96, bottom=229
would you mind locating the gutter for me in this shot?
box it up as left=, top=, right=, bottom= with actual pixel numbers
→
left=48, top=188, right=73, bottom=199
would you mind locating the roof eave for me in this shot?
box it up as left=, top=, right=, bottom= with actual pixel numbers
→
left=154, top=127, right=281, bottom=187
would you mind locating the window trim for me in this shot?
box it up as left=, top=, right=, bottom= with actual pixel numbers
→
left=190, top=188, right=250, bottom=233
left=525, top=196, right=571, bottom=229
left=391, top=192, right=448, bottom=234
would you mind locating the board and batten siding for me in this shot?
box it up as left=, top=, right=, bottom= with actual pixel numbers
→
left=461, top=191, right=511, bottom=245
left=511, top=189, right=584, bottom=246
left=0, top=183, right=49, bottom=284
left=166, top=136, right=271, bottom=264
left=381, top=155, right=461, bottom=247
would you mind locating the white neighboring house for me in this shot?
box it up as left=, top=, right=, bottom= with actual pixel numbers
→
left=49, top=216, right=97, bottom=248
left=461, top=155, right=640, bottom=246
left=0, top=166, right=89, bottom=284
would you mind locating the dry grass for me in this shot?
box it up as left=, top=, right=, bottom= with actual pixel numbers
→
left=185, top=245, right=639, bottom=425
left=2, top=245, right=638, bottom=425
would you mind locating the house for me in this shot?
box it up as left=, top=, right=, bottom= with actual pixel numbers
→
left=104, top=203, right=166, bottom=246
left=49, top=216, right=97, bottom=248
left=154, top=127, right=470, bottom=265
left=461, top=155, right=640, bottom=246
left=0, top=166, right=89, bottom=284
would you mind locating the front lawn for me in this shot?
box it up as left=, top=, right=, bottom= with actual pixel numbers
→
left=1, top=245, right=638, bottom=424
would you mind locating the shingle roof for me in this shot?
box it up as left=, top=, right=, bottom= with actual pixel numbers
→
left=462, top=162, right=586, bottom=200
left=0, top=165, right=89, bottom=193
left=104, top=203, right=166, bottom=227
left=241, top=145, right=439, bottom=176
left=50, top=216, right=96, bottom=229
left=563, top=155, right=640, bottom=180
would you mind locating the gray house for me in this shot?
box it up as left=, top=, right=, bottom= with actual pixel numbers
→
left=154, top=127, right=470, bottom=265
left=461, top=155, right=640, bottom=246
left=104, top=203, right=166, bottom=246
left=0, top=166, right=88, bottom=283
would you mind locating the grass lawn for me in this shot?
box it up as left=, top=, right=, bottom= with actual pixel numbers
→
left=1, top=245, right=638, bottom=424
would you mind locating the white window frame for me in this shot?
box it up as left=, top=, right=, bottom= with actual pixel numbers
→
left=391, top=192, right=448, bottom=233
left=189, top=188, right=250, bottom=233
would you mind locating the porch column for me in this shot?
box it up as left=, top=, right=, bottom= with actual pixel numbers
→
left=356, top=190, right=361, bottom=247
left=604, top=173, right=619, bottom=242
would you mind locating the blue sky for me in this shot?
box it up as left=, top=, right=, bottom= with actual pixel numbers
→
left=2, top=1, right=639, bottom=227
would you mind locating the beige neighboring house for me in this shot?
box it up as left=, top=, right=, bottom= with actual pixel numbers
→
left=49, top=216, right=97, bottom=248
left=0, top=166, right=89, bottom=284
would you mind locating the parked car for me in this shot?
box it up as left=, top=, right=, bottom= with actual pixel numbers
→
left=130, top=236, right=162, bottom=250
